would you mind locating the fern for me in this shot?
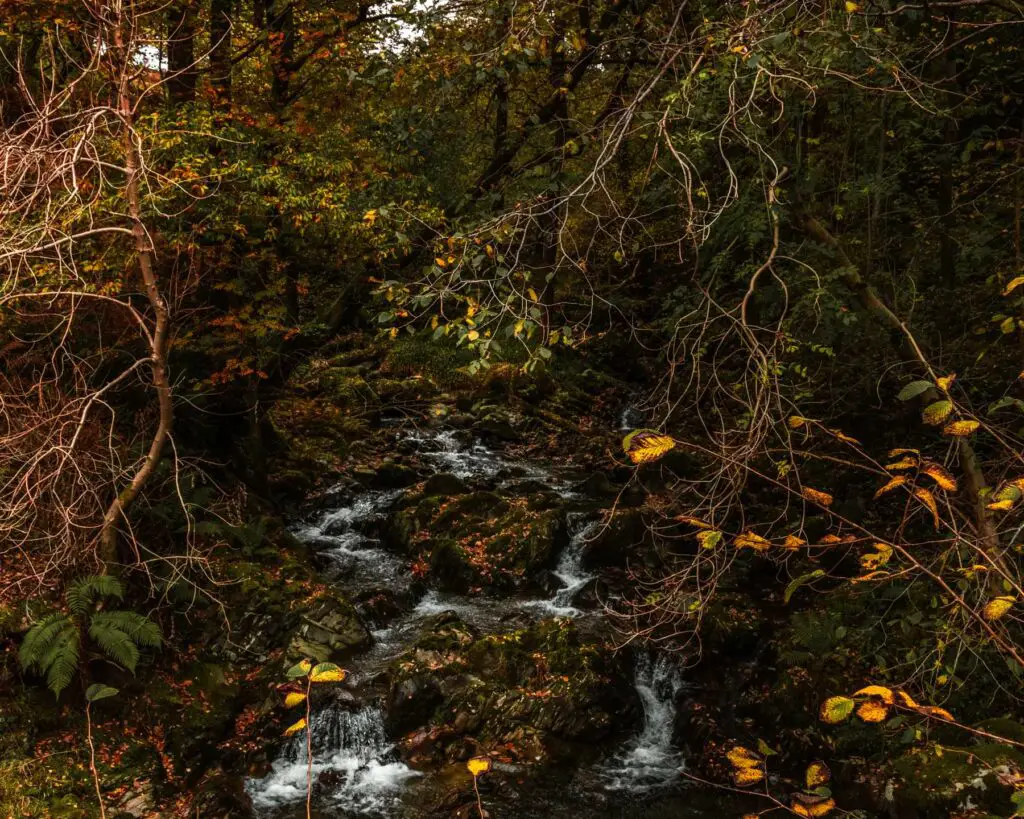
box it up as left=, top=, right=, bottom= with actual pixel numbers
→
left=66, top=575, right=124, bottom=617
left=18, top=577, right=160, bottom=697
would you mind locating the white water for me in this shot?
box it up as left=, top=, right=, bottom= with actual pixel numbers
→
left=247, top=705, right=419, bottom=816
left=599, top=654, right=685, bottom=791
left=522, top=514, right=600, bottom=618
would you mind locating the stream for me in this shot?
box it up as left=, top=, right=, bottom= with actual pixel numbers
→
left=246, top=426, right=695, bottom=817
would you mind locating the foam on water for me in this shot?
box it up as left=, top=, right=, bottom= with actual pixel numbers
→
left=599, top=653, right=685, bottom=791
left=247, top=705, right=420, bottom=816
left=521, top=514, right=599, bottom=617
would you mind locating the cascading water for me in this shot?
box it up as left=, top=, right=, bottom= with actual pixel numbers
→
left=599, top=653, right=685, bottom=791
left=525, top=513, right=600, bottom=617
left=247, top=704, right=419, bottom=816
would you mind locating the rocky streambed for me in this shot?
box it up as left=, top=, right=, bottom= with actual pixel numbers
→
left=243, top=425, right=708, bottom=818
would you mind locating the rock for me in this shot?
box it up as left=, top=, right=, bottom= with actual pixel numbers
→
left=370, top=460, right=421, bottom=489
left=576, top=471, right=614, bottom=497
left=430, top=541, right=476, bottom=593
left=569, top=577, right=601, bottom=610
left=113, top=783, right=155, bottom=817
left=389, top=673, right=445, bottom=734
left=527, top=569, right=566, bottom=597
left=580, top=507, right=652, bottom=569
left=473, top=417, right=519, bottom=442
left=423, top=472, right=469, bottom=497
left=190, top=770, right=255, bottom=819
left=286, top=590, right=371, bottom=663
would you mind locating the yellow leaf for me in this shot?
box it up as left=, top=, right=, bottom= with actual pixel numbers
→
left=467, top=330, right=480, bottom=342
left=788, top=415, right=808, bottom=429
left=467, top=757, right=492, bottom=777
left=805, top=760, right=831, bottom=789
left=389, top=326, right=399, bottom=339
left=819, top=534, right=843, bottom=545
left=943, top=419, right=979, bottom=437
left=435, top=257, right=447, bottom=268
left=827, top=427, right=860, bottom=445
left=731, top=766, right=764, bottom=787
left=363, top=209, right=377, bottom=225
left=922, top=463, right=957, bottom=492
left=1003, top=275, right=1024, bottom=296
left=874, top=475, right=908, bottom=499
left=895, top=690, right=919, bottom=709
left=888, top=448, right=919, bottom=458
left=820, top=696, right=855, bottom=724
left=856, top=700, right=889, bottom=723
left=676, top=515, right=713, bottom=529
left=987, top=498, right=1015, bottom=511
left=527, top=287, right=538, bottom=301
left=310, top=662, right=347, bottom=683
left=885, top=458, right=918, bottom=471
left=802, top=487, right=834, bottom=506
left=726, top=746, right=762, bottom=770
left=853, top=685, right=895, bottom=704
left=792, top=794, right=837, bottom=817
left=915, top=705, right=953, bottom=721
left=283, top=691, right=307, bottom=708
left=283, top=718, right=307, bottom=736
left=851, top=570, right=890, bottom=583
left=922, top=400, right=953, bottom=426
left=782, top=534, right=807, bottom=550
left=622, top=429, right=676, bottom=465
left=734, top=531, right=771, bottom=551
left=935, top=373, right=957, bottom=392
left=286, top=659, right=313, bottom=680
left=859, top=543, right=893, bottom=570
left=696, top=529, right=722, bottom=550
left=845, top=1, right=861, bottom=13
left=982, top=596, right=1015, bottom=621
left=913, top=487, right=940, bottom=528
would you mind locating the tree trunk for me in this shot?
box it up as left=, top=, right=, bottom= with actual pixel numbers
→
left=166, top=0, right=197, bottom=105
left=209, top=0, right=233, bottom=110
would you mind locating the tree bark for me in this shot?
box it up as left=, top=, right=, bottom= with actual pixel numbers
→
left=166, top=1, right=197, bottom=105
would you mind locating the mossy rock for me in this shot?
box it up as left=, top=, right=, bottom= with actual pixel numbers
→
left=286, top=590, right=371, bottom=663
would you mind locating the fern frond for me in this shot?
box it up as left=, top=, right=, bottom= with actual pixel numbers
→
left=19, top=613, right=73, bottom=671
left=91, top=610, right=162, bottom=649
left=67, top=575, right=124, bottom=617
left=41, top=627, right=80, bottom=697
left=88, top=615, right=141, bottom=672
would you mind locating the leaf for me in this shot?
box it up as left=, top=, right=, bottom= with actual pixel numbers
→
left=913, top=487, right=940, bottom=528
left=1003, top=275, right=1024, bottom=296
left=845, top=1, right=861, bottom=13
left=885, top=458, right=918, bottom=471
left=434, top=257, right=447, bottom=268
left=983, top=596, right=1015, bottom=621
left=820, top=696, right=855, bottom=724
left=85, top=684, right=118, bottom=703
left=756, top=738, right=778, bottom=757
left=676, top=515, right=713, bottom=529
left=921, top=463, right=957, bottom=492
left=915, top=705, right=953, bottom=721
left=286, top=659, right=312, bottom=680
left=788, top=415, right=808, bottom=429
left=895, top=690, right=919, bottom=709
left=802, top=487, right=834, bottom=506
left=283, top=718, right=307, bottom=736
left=791, top=793, right=837, bottom=817
left=897, top=381, right=932, bottom=402
left=860, top=543, right=894, bottom=570
left=805, top=761, right=831, bottom=789
left=782, top=534, right=807, bottom=550
left=731, top=767, right=764, bottom=787
left=943, top=419, right=979, bottom=437
left=696, top=530, right=722, bottom=549
left=467, top=757, right=492, bottom=777
left=922, top=400, right=953, bottom=426
left=784, top=570, right=825, bottom=604
left=622, top=429, right=676, bottom=465
left=851, top=570, right=890, bottom=583
left=935, top=373, right=957, bottom=392
left=874, top=475, right=908, bottom=499
left=856, top=700, right=890, bottom=723
left=853, top=685, right=895, bottom=704
left=726, top=746, right=763, bottom=769
left=284, top=691, right=307, bottom=708
left=987, top=499, right=1015, bottom=511
left=827, top=427, right=860, bottom=445
left=734, top=531, right=771, bottom=551
left=309, top=662, right=347, bottom=683
left=889, top=448, right=920, bottom=458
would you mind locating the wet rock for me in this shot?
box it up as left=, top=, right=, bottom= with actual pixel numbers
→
left=190, top=770, right=255, bottom=819
left=568, top=577, right=602, bottom=610
left=113, top=783, right=155, bottom=817
left=287, top=590, right=371, bottom=663
left=576, top=471, right=615, bottom=497
left=359, top=460, right=420, bottom=489
left=527, top=569, right=566, bottom=597
left=473, top=417, right=520, bottom=442
left=389, top=673, right=445, bottom=734
left=580, top=507, right=652, bottom=569
left=423, top=472, right=469, bottom=497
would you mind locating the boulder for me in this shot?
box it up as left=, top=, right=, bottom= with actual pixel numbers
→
left=423, top=472, right=469, bottom=497
left=286, top=591, right=371, bottom=663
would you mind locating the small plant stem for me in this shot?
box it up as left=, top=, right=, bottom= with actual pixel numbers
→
left=86, top=702, right=106, bottom=819
left=306, top=675, right=313, bottom=819
left=473, top=774, right=485, bottom=818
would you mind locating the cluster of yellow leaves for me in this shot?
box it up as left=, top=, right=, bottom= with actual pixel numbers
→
left=821, top=686, right=952, bottom=728
left=872, top=449, right=960, bottom=529
left=986, top=479, right=1024, bottom=512
left=983, top=596, right=1016, bottom=621
left=726, top=745, right=765, bottom=787
left=467, top=757, right=492, bottom=777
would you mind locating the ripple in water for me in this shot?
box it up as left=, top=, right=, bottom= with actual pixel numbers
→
left=247, top=705, right=420, bottom=816
left=599, top=653, right=685, bottom=791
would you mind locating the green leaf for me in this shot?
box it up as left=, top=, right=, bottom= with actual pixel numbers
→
left=286, top=659, right=313, bottom=680
left=784, top=569, right=825, bottom=604
left=85, top=684, right=119, bottom=702
left=897, top=380, right=932, bottom=402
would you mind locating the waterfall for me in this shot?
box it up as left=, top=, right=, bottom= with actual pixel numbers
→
left=600, top=653, right=685, bottom=791
left=524, top=513, right=599, bottom=617
left=247, top=704, right=420, bottom=815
